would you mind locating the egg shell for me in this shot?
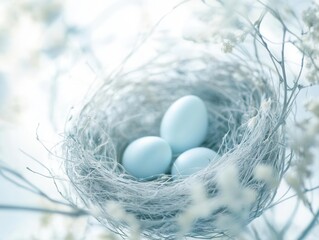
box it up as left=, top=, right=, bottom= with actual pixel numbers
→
left=160, top=95, right=208, bottom=153
left=171, top=147, right=220, bottom=177
left=122, top=136, right=172, bottom=179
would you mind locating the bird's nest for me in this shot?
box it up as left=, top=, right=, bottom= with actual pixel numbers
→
left=62, top=57, right=287, bottom=239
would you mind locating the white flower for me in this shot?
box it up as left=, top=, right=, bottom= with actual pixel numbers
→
left=215, top=214, right=243, bottom=235
left=106, top=201, right=141, bottom=240
left=216, top=165, right=257, bottom=218
left=284, top=172, right=307, bottom=203
left=302, top=3, right=319, bottom=84
left=305, top=97, right=319, bottom=117
left=253, top=164, right=278, bottom=188
left=183, top=0, right=249, bottom=50
left=177, top=181, right=221, bottom=234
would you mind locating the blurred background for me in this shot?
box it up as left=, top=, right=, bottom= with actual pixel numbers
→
left=0, top=0, right=318, bottom=239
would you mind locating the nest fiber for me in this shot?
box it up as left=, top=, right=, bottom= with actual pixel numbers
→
left=63, top=58, right=286, bottom=239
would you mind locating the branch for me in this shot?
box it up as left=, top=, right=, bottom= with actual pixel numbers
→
left=297, top=209, right=319, bottom=240
left=0, top=205, right=88, bottom=217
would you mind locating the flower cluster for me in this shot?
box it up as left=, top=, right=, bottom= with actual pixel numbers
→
left=182, top=0, right=250, bottom=53
left=302, top=2, right=319, bottom=84
left=101, top=201, right=141, bottom=240
left=177, top=163, right=277, bottom=237
left=286, top=97, right=319, bottom=205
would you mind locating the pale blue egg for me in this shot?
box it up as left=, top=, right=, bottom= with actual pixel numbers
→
left=171, top=147, right=219, bottom=177
left=160, top=95, right=208, bottom=153
left=122, top=136, right=172, bottom=179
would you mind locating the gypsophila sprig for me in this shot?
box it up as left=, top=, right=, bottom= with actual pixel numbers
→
left=286, top=98, right=319, bottom=208
left=302, top=2, right=319, bottom=84
left=105, top=201, right=141, bottom=240
left=183, top=0, right=251, bottom=52
left=254, top=164, right=279, bottom=189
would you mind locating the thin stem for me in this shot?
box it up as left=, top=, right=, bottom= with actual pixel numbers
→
left=0, top=166, right=70, bottom=208
left=297, top=210, right=319, bottom=240
left=267, top=185, right=319, bottom=209
left=0, top=205, right=88, bottom=217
